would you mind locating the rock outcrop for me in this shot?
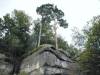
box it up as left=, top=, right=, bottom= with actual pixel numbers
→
left=20, top=44, right=79, bottom=75
left=0, top=44, right=80, bottom=75
left=0, top=54, right=13, bottom=75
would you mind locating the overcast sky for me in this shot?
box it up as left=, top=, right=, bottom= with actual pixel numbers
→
left=0, top=0, right=100, bottom=44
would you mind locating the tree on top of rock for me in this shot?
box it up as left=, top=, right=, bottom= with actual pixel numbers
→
left=36, top=4, right=68, bottom=49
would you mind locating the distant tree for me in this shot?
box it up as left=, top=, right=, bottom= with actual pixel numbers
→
left=67, top=45, right=81, bottom=59
left=72, top=27, right=85, bottom=49
left=36, top=4, right=68, bottom=49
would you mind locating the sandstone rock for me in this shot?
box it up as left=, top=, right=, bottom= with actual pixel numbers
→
left=0, top=53, right=13, bottom=75
left=20, top=45, right=79, bottom=75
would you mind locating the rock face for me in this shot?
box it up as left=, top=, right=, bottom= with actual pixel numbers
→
left=0, top=45, right=80, bottom=75
left=20, top=45, right=79, bottom=75
left=0, top=54, right=13, bottom=75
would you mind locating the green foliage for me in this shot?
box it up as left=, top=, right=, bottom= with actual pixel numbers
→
left=19, top=71, right=28, bottom=75
left=0, top=10, right=31, bottom=55
left=36, top=4, right=67, bottom=25
left=0, top=10, right=32, bottom=75
left=33, top=19, right=70, bottom=50
left=33, top=19, right=54, bottom=46
left=67, top=45, right=81, bottom=59
left=36, top=4, right=68, bottom=48
left=78, top=50, right=92, bottom=70
left=78, top=15, right=100, bottom=75
left=57, top=37, right=68, bottom=50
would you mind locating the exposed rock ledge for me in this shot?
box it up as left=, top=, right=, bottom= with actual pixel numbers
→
left=0, top=44, right=80, bottom=75
left=20, top=44, right=79, bottom=75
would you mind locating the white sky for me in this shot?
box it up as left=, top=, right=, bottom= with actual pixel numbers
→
left=0, top=0, right=100, bottom=44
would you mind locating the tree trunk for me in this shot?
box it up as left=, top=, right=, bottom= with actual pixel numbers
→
left=10, top=57, right=22, bottom=75
left=38, top=21, right=42, bottom=47
left=54, top=22, right=58, bottom=49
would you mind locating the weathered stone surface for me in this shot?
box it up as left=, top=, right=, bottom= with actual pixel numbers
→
left=20, top=45, right=79, bottom=75
left=0, top=45, right=80, bottom=75
left=0, top=53, right=13, bottom=75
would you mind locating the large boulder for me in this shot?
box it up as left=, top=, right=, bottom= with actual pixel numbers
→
left=20, top=44, right=80, bottom=75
